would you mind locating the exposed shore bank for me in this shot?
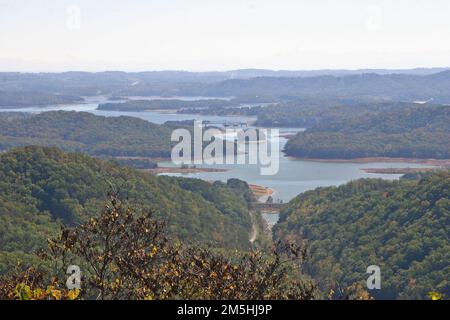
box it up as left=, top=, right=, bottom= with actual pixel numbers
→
left=361, top=167, right=439, bottom=174
left=249, top=184, right=274, bottom=200
left=142, top=167, right=229, bottom=174
left=287, top=156, right=450, bottom=167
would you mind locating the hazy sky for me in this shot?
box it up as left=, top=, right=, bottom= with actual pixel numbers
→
left=1, top=0, right=450, bottom=71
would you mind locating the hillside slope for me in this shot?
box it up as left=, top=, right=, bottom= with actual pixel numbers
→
left=284, top=105, right=450, bottom=159
left=0, top=147, right=253, bottom=272
left=0, top=111, right=174, bottom=157
left=273, top=171, right=450, bottom=299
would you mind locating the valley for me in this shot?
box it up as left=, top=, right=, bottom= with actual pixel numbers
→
left=0, top=73, right=448, bottom=300
left=2, top=0, right=450, bottom=303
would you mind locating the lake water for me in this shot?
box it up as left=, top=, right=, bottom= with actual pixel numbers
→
left=0, top=96, right=256, bottom=125
left=158, top=135, right=430, bottom=202
left=1, top=96, right=433, bottom=224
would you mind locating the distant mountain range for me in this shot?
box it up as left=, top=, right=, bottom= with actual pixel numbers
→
left=203, top=71, right=450, bottom=103
left=2, top=68, right=450, bottom=105
left=2, top=67, right=449, bottom=81
left=225, top=67, right=450, bottom=78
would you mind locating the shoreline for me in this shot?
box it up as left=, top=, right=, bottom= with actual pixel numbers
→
left=114, top=156, right=170, bottom=162
left=141, top=167, right=229, bottom=174
left=287, top=156, right=450, bottom=166
left=361, top=167, right=439, bottom=174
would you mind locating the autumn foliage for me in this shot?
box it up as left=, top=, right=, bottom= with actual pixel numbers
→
left=0, top=192, right=317, bottom=300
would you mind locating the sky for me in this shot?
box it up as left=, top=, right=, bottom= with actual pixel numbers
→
left=1, top=0, right=450, bottom=72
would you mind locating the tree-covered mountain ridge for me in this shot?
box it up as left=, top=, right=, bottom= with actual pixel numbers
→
left=3, top=70, right=450, bottom=104
left=0, top=146, right=254, bottom=273
left=273, top=171, right=450, bottom=299
left=0, top=111, right=174, bottom=158
left=284, top=104, right=450, bottom=159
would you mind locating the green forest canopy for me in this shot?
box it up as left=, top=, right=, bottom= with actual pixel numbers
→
left=97, top=99, right=235, bottom=111
left=0, top=111, right=175, bottom=158
left=3, top=71, right=450, bottom=103
left=0, top=146, right=254, bottom=273
left=284, top=104, right=450, bottom=159
left=273, top=171, right=450, bottom=299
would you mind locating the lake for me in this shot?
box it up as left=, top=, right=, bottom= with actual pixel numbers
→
left=158, top=134, right=430, bottom=202
left=1, top=96, right=433, bottom=224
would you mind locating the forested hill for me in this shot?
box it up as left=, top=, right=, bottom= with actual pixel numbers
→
left=2, top=70, right=450, bottom=104
left=97, top=99, right=234, bottom=111
left=0, top=147, right=253, bottom=273
left=252, top=100, right=418, bottom=128
left=273, top=171, right=450, bottom=299
left=0, top=111, right=174, bottom=158
left=284, top=105, right=450, bottom=159
left=0, top=91, right=83, bottom=107
left=204, top=71, right=450, bottom=103
left=0, top=69, right=450, bottom=105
